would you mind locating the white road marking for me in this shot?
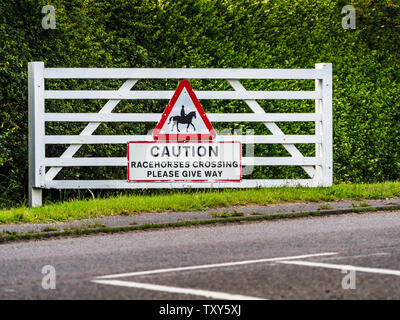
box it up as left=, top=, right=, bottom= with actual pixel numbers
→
left=92, top=279, right=265, bottom=300
left=92, top=251, right=400, bottom=299
left=276, top=260, right=400, bottom=276
left=95, top=252, right=337, bottom=279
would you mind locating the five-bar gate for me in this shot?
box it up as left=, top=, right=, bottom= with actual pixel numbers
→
left=28, top=62, right=332, bottom=207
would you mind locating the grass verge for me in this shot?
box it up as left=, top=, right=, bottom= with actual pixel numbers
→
left=1, top=181, right=400, bottom=224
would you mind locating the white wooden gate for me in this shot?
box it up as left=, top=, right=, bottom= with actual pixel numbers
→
left=28, top=62, right=332, bottom=207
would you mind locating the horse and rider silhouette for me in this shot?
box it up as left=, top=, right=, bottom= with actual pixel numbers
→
left=168, top=105, right=197, bottom=132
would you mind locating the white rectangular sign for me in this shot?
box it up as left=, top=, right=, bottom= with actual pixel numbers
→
left=127, top=141, right=242, bottom=182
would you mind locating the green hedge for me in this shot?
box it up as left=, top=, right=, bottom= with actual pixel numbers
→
left=0, top=0, right=399, bottom=207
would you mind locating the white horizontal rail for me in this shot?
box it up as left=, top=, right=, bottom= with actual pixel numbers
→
left=45, top=113, right=321, bottom=122
left=44, top=157, right=321, bottom=167
left=43, top=179, right=318, bottom=189
left=44, top=68, right=324, bottom=80
left=44, top=90, right=321, bottom=100
left=44, top=135, right=321, bottom=144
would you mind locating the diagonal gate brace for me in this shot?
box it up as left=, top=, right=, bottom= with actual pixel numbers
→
left=228, top=80, right=316, bottom=178
left=45, top=79, right=138, bottom=181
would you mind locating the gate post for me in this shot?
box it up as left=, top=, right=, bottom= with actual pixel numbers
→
left=315, top=63, right=333, bottom=186
left=28, top=62, right=45, bottom=207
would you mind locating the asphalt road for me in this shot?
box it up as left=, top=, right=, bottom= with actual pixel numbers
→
left=0, top=211, right=400, bottom=300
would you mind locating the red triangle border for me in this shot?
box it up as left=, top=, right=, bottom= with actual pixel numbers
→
left=152, top=80, right=216, bottom=142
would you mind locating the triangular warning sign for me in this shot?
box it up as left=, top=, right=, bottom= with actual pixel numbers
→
left=153, top=80, right=216, bottom=141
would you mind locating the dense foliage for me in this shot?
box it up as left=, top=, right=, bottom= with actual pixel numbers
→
left=0, top=0, right=399, bottom=207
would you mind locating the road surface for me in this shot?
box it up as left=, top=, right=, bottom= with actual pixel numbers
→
left=0, top=211, right=399, bottom=300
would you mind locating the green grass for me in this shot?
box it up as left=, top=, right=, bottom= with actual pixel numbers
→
left=83, top=222, right=107, bottom=229
left=210, top=211, right=231, bottom=218
left=352, top=201, right=372, bottom=208
left=1, top=181, right=400, bottom=224
left=210, top=210, right=244, bottom=218
left=319, top=204, right=334, bottom=210
left=63, top=222, right=106, bottom=232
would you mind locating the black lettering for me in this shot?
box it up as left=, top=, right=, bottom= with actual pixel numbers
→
left=197, top=146, right=207, bottom=157
left=161, top=146, right=170, bottom=157
left=181, top=146, right=190, bottom=156
left=209, top=145, right=218, bottom=157
left=150, top=146, right=159, bottom=157
left=171, top=146, right=179, bottom=157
